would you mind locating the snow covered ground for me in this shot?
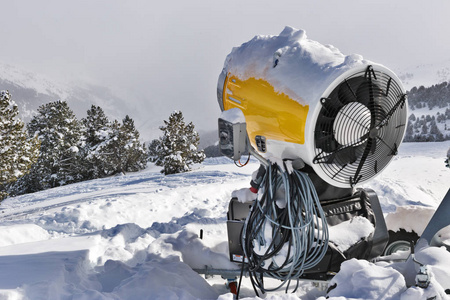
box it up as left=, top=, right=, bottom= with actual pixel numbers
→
left=0, top=141, right=449, bottom=300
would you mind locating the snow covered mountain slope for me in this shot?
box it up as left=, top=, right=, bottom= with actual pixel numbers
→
left=0, top=142, right=448, bottom=299
left=396, top=59, right=450, bottom=90
left=0, top=62, right=130, bottom=125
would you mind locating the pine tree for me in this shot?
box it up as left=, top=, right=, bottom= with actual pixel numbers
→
left=100, top=119, right=123, bottom=175
left=421, top=122, right=428, bottom=135
left=20, top=100, right=83, bottom=191
left=0, top=91, right=40, bottom=200
left=151, top=111, right=205, bottom=175
left=429, top=120, right=440, bottom=135
left=120, top=115, right=147, bottom=172
left=404, top=120, right=414, bottom=142
left=148, top=139, right=160, bottom=163
left=90, top=115, right=147, bottom=176
left=81, top=105, right=112, bottom=179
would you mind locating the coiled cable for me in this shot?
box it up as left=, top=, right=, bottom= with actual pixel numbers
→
left=241, top=161, right=329, bottom=294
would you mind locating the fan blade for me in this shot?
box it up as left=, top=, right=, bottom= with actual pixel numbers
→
left=351, top=137, right=374, bottom=185
left=338, top=77, right=365, bottom=105
left=355, top=81, right=371, bottom=107
left=313, top=67, right=407, bottom=186
left=315, top=132, right=338, bottom=153
left=316, top=115, right=335, bottom=131
left=320, top=97, right=344, bottom=116
left=314, top=136, right=366, bottom=164
left=372, top=103, right=388, bottom=125
left=375, top=94, right=407, bottom=129
left=370, top=138, right=377, bottom=154
left=336, top=145, right=358, bottom=164
left=356, top=81, right=384, bottom=109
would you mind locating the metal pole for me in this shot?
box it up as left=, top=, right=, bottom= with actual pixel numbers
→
left=417, top=188, right=450, bottom=246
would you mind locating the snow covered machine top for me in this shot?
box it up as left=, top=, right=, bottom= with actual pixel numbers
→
left=217, top=26, right=408, bottom=188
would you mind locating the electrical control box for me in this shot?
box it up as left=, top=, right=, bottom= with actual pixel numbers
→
left=218, top=118, right=247, bottom=161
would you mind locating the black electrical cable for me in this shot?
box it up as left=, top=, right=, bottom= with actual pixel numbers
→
left=235, top=256, right=246, bottom=299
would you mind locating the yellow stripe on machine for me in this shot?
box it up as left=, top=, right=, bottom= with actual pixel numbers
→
left=223, top=75, right=309, bottom=150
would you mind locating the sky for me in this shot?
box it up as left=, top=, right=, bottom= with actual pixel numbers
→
left=1, top=0, right=450, bottom=135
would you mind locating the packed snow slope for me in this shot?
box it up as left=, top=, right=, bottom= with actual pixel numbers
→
left=0, top=142, right=449, bottom=300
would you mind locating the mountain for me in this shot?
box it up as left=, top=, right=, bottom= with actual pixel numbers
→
left=396, top=58, right=450, bottom=90
left=393, top=60, right=450, bottom=142
left=0, top=62, right=133, bottom=127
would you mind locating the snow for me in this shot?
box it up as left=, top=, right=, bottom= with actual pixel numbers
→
left=363, top=142, right=449, bottom=213
left=223, top=26, right=371, bottom=107
left=384, top=206, right=436, bottom=234
left=231, top=187, right=257, bottom=203
left=396, top=58, right=450, bottom=90
left=320, top=259, right=407, bottom=300
left=328, top=217, right=375, bottom=252
left=0, top=63, right=72, bottom=99
left=0, top=141, right=449, bottom=299
left=220, top=108, right=246, bottom=124
left=0, top=224, right=51, bottom=247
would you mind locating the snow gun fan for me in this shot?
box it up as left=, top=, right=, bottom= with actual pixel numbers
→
left=312, top=66, right=407, bottom=187
left=217, top=64, right=407, bottom=188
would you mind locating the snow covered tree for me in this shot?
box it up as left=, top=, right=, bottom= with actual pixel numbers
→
left=83, top=105, right=110, bottom=146
left=151, top=111, right=205, bottom=175
left=81, top=105, right=112, bottom=179
left=0, top=90, right=39, bottom=200
left=421, top=122, right=428, bottom=135
left=95, top=119, right=122, bottom=175
left=147, top=139, right=160, bottom=163
left=119, top=115, right=147, bottom=172
left=19, top=100, right=83, bottom=192
left=429, top=120, right=439, bottom=135
left=404, top=120, right=414, bottom=142
left=86, top=115, right=147, bottom=176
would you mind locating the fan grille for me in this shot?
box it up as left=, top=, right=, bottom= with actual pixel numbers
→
left=313, top=66, right=407, bottom=186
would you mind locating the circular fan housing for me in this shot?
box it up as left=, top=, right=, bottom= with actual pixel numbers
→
left=311, top=65, right=407, bottom=187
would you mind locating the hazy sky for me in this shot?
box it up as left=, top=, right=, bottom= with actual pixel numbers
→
left=1, top=0, right=450, bottom=136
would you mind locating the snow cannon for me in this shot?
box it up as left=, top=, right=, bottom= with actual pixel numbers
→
left=217, top=26, right=407, bottom=188
left=215, top=28, right=410, bottom=295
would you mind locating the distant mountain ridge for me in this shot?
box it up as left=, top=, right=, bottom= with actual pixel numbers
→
left=0, top=62, right=129, bottom=124
left=396, top=58, right=450, bottom=90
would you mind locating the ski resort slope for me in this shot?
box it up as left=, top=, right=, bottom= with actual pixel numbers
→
left=0, top=142, right=449, bottom=300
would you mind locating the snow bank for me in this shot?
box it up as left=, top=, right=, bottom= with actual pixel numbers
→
left=0, top=225, right=225, bottom=300
left=0, top=249, right=99, bottom=300
left=147, top=224, right=237, bottom=270
left=385, top=205, right=436, bottom=234
left=364, top=141, right=450, bottom=213
left=111, top=257, right=219, bottom=300
left=320, top=243, right=450, bottom=300
left=0, top=224, right=51, bottom=247
left=0, top=142, right=448, bottom=299
left=321, top=259, right=407, bottom=300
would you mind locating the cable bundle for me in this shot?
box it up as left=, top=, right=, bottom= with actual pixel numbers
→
left=241, top=162, right=329, bottom=294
